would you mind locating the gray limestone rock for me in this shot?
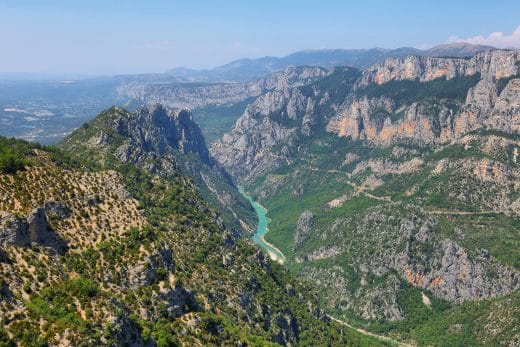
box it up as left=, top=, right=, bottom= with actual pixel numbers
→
left=294, top=210, right=314, bottom=247
left=0, top=208, right=67, bottom=252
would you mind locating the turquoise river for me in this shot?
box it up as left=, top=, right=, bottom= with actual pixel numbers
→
left=238, top=187, right=286, bottom=264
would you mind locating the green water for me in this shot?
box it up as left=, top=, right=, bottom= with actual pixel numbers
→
left=239, top=186, right=286, bottom=263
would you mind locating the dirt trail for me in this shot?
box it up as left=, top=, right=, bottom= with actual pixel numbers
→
left=345, top=181, right=391, bottom=202
left=328, top=315, right=413, bottom=346
left=427, top=209, right=499, bottom=215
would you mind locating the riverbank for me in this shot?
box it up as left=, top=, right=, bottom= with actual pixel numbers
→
left=259, top=233, right=286, bottom=264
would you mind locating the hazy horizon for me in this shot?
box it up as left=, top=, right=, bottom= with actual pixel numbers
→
left=1, top=0, right=520, bottom=75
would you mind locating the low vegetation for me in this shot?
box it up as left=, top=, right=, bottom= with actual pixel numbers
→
left=0, top=135, right=388, bottom=345
left=356, top=73, right=482, bottom=106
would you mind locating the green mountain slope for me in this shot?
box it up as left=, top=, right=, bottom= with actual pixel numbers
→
left=0, top=131, right=389, bottom=346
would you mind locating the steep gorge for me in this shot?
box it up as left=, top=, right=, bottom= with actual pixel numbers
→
left=212, top=49, right=520, bottom=345
left=0, top=111, right=388, bottom=345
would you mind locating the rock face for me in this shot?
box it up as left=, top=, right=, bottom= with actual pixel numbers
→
left=414, top=239, right=519, bottom=302
left=43, top=201, right=72, bottom=220
left=211, top=88, right=300, bottom=181
left=212, top=67, right=360, bottom=182
left=327, top=50, right=520, bottom=145
left=294, top=210, right=314, bottom=247
left=126, top=248, right=175, bottom=288
left=272, top=314, right=299, bottom=346
left=0, top=208, right=66, bottom=251
left=107, top=315, right=146, bottom=347
left=107, top=105, right=211, bottom=170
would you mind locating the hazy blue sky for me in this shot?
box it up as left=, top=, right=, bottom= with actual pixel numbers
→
left=1, top=0, right=520, bottom=74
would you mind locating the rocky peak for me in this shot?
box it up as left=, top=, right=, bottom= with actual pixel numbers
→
left=111, top=104, right=211, bottom=165
left=61, top=105, right=213, bottom=173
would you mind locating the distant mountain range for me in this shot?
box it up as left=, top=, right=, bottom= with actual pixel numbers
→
left=167, top=42, right=498, bottom=82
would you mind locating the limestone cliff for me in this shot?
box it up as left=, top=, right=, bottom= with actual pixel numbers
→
left=358, top=50, right=519, bottom=85
left=116, top=66, right=329, bottom=110
left=211, top=67, right=361, bottom=182
left=327, top=50, right=520, bottom=145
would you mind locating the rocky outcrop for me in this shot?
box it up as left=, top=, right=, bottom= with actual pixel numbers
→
left=43, top=201, right=72, bottom=220
left=126, top=247, right=174, bottom=288
left=0, top=208, right=67, bottom=251
left=272, top=313, right=299, bottom=346
left=294, top=210, right=314, bottom=247
left=404, top=239, right=519, bottom=302
left=295, top=246, right=341, bottom=262
left=151, top=284, right=196, bottom=319
left=107, top=314, right=146, bottom=347
left=351, top=158, right=424, bottom=176
left=211, top=91, right=299, bottom=181
left=108, top=105, right=211, bottom=170
left=359, top=275, right=404, bottom=321
left=327, top=96, right=454, bottom=144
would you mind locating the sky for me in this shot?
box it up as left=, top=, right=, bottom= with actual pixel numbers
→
left=1, top=0, right=520, bottom=75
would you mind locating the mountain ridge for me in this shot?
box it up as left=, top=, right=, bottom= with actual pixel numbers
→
left=165, top=42, right=498, bottom=83
left=212, top=49, right=520, bottom=183
left=59, top=104, right=257, bottom=237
